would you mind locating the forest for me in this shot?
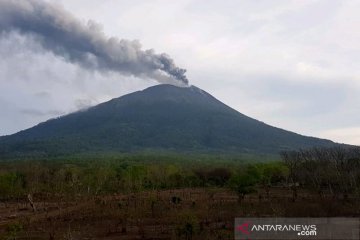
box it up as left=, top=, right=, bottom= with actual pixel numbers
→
left=0, top=147, right=359, bottom=239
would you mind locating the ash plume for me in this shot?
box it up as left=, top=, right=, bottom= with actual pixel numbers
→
left=0, top=0, right=188, bottom=86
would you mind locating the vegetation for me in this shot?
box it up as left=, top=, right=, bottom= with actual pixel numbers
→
left=0, top=146, right=359, bottom=239
left=1, top=146, right=358, bottom=201
left=0, top=84, right=335, bottom=157
left=281, top=146, right=360, bottom=200
left=0, top=154, right=286, bottom=199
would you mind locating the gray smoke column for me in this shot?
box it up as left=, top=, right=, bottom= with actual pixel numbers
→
left=0, top=0, right=189, bottom=86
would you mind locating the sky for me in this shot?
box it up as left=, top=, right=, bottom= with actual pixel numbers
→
left=0, top=0, right=359, bottom=145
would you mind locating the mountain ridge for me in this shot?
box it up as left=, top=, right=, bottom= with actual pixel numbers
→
left=0, top=84, right=337, bottom=157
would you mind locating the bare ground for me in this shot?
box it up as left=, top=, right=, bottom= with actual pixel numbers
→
left=1, top=188, right=359, bottom=239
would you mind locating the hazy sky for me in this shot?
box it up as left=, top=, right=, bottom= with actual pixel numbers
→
left=0, top=0, right=359, bottom=145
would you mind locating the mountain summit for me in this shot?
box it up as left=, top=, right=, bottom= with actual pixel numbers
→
left=0, top=84, right=335, bottom=156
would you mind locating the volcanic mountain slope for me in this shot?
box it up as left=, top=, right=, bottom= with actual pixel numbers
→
left=0, top=84, right=336, bottom=156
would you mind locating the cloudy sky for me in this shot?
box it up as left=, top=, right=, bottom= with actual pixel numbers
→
left=0, top=0, right=359, bottom=145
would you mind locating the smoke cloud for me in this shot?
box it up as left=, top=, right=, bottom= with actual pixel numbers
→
left=0, top=0, right=188, bottom=86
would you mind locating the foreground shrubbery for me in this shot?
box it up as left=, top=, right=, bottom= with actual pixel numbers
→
left=0, top=146, right=359, bottom=201
left=281, top=146, right=360, bottom=199
left=0, top=155, right=286, bottom=199
left=0, top=147, right=359, bottom=239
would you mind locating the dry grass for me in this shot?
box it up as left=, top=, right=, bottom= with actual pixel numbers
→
left=1, top=187, right=359, bottom=239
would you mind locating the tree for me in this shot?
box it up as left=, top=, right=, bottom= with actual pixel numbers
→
left=229, top=167, right=259, bottom=202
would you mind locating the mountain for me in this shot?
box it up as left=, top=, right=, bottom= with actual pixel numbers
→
left=0, top=84, right=336, bottom=157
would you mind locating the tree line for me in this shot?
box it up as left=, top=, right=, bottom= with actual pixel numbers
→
left=0, top=156, right=287, bottom=200
left=281, top=146, right=360, bottom=199
left=1, top=146, right=359, bottom=201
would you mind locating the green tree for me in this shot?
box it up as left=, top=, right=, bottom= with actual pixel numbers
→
left=229, top=167, right=260, bottom=202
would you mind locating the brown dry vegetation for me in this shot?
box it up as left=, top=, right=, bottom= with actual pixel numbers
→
left=1, top=147, right=359, bottom=239
left=1, top=187, right=359, bottom=240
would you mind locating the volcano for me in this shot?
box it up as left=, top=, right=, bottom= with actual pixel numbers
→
left=0, top=84, right=336, bottom=157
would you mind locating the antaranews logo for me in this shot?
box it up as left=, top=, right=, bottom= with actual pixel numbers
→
left=234, top=218, right=359, bottom=240
left=236, top=222, right=317, bottom=237
left=236, top=222, right=251, bottom=235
